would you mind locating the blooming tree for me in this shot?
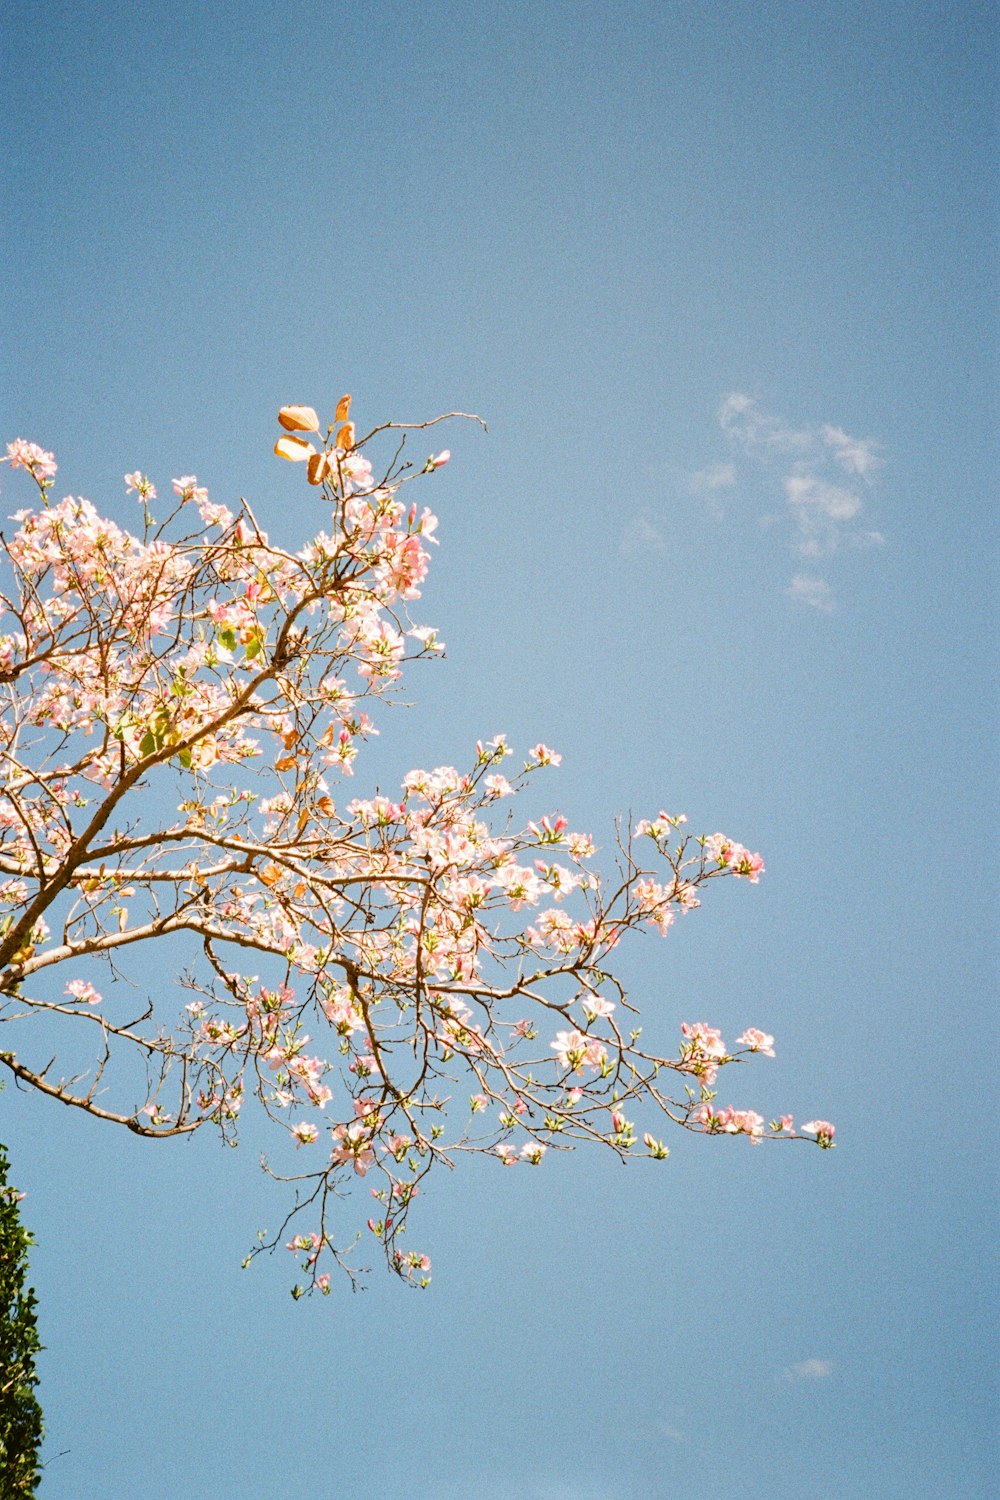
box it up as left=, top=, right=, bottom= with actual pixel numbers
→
left=0, top=405, right=834, bottom=1295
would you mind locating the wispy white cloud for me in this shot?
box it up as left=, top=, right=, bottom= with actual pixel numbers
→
left=703, top=392, right=886, bottom=607
left=619, top=512, right=667, bottom=557
left=785, top=1357, right=835, bottom=1381
left=690, top=460, right=737, bottom=493
left=821, top=423, right=882, bottom=480
left=688, top=460, right=737, bottom=519
left=784, top=470, right=863, bottom=522
left=850, top=529, right=887, bottom=549
left=719, top=392, right=812, bottom=453
left=787, top=575, right=834, bottom=613
left=784, top=467, right=864, bottom=556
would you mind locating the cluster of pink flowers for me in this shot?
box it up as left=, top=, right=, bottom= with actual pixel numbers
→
left=4, top=439, right=57, bottom=480
left=702, top=833, right=765, bottom=882
left=550, top=1028, right=608, bottom=1075
left=679, top=1021, right=729, bottom=1086
left=693, top=1103, right=767, bottom=1140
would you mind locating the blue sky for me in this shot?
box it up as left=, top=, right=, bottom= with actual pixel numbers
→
left=2, top=2, right=995, bottom=1496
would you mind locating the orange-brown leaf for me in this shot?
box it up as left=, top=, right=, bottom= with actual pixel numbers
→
left=307, top=451, right=331, bottom=486
left=334, top=421, right=356, bottom=451
left=278, top=405, right=320, bottom=432
left=335, top=394, right=352, bottom=422
left=274, top=434, right=316, bottom=462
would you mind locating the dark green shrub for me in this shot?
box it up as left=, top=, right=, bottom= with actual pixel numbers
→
left=0, top=1144, right=42, bottom=1497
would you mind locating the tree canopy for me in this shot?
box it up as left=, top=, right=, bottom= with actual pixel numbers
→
left=0, top=406, right=833, bottom=1294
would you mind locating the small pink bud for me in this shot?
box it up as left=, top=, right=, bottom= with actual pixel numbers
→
left=422, top=450, right=451, bottom=473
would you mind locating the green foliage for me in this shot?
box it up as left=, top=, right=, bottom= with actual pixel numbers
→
left=0, top=1143, right=42, bottom=1497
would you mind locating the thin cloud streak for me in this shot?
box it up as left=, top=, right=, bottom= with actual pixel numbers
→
left=787, top=575, right=834, bottom=613
left=619, top=512, right=668, bottom=557
left=785, top=1357, right=835, bottom=1381
left=689, top=460, right=737, bottom=492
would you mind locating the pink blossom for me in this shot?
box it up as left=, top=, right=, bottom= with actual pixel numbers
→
left=550, top=1028, right=606, bottom=1074
left=65, top=979, right=102, bottom=1006
left=197, top=498, right=234, bottom=527
left=140, top=1103, right=173, bottom=1125
left=349, top=1053, right=379, bottom=1077
left=581, top=995, right=615, bottom=1021
left=5, top=440, right=57, bottom=479
left=124, top=470, right=157, bottom=501
left=172, top=474, right=209, bottom=504
left=736, top=1028, right=776, bottom=1057
left=801, top=1120, right=836, bottom=1148
left=529, top=743, right=562, bottom=766
left=520, top=1141, right=546, bottom=1164
left=330, top=1121, right=376, bottom=1175
left=634, top=811, right=686, bottom=840
left=291, top=1121, right=319, bottom=1146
